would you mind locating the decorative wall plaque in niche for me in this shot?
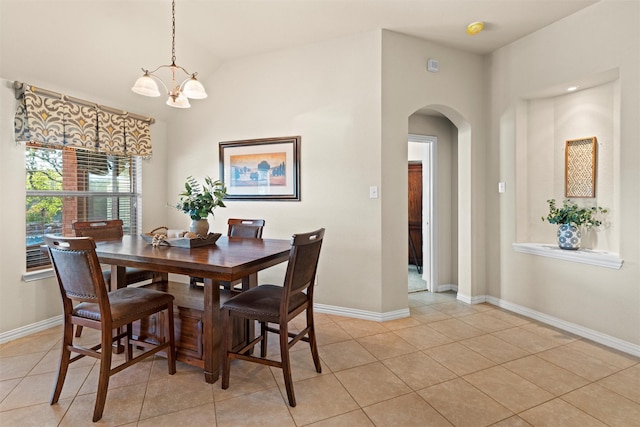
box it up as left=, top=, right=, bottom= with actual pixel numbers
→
left=565, top=136, right=597, bottom=198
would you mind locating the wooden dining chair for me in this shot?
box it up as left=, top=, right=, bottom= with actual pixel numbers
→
left=221, top=228, right=325, bottom=407
left=73, top=219, right=158, bottom=337
left=44, top=235, right=176, bottom=422
left=227, top=218, right=266, bottom=239
left=73, top=219, right=157, bottom=285
left=190, top=218, right=266, bottom=291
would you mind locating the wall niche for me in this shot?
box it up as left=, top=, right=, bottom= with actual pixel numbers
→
left=515, top=75, right=619, bottom=254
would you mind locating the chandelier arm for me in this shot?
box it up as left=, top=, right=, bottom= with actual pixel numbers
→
left=173, top=63, right=195, bottom=77
left=144, top=63, right=195, bottom=79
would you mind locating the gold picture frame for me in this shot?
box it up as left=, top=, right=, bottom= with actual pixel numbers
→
left=565, top=136, right=597, bottom=198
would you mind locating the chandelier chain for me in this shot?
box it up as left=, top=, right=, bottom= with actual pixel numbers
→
left=132, top=0, right=207, bottom=107
left=171, top=0, right=176, bottom=64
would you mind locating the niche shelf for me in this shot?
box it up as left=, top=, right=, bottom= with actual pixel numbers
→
left=512, top=243, right=623, bottom=269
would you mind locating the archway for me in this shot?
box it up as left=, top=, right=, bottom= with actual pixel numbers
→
left=407, top=105, right=469, bottom=296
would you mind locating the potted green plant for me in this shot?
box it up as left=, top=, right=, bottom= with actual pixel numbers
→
left=541, top=198, right=607, bottom=250
left=176, top=176, right=227, bottom=236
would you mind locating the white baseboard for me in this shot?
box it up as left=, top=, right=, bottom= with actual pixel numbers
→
left=434, top=283, right=458, bottom=293
left=0, top=315, right=63, bottom=344
left=314, top=303, right=410, bottom=322
left=485, top=296, right=640, bottom=357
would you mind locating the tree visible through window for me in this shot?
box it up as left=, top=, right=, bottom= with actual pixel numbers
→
left=25, top=144, right=141, bottom=270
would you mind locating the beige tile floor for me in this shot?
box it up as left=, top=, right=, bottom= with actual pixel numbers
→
left=1, top=291, right=639, bottom=426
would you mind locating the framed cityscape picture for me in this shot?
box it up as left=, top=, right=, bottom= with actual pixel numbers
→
left=219, top=136, right=301, bottom=201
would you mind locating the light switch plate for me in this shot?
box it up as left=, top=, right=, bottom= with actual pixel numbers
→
left=498, top=182, right=506, bottom=193
left=369, top=186, right=378, bottom=199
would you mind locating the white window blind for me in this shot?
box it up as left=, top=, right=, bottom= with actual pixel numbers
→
left=26, top=144, right=141, bottom=270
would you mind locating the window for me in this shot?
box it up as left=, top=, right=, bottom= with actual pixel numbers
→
left=15, top=84, right=152, bottom=271
left=25, top=144, right=141, bottom=270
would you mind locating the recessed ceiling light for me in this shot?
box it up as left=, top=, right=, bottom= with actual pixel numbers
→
left=466, top=21, right=484, bottom=36
left=567, top=86, right=579, bottom=92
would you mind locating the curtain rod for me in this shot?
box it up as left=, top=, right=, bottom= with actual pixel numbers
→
left=13, top=81, right=155, bottom=125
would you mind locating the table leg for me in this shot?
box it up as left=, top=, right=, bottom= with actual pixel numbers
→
left=241, top=273, right=258, bottom=291
left=152, top=271, right=168, bottom=282
left=203, top=277, right=221, bottom=383
left=110, top=265, right=126, bottom=292
left=110, top=265, right=127, bottom=353
left=241, top=274, right=258, bottom=351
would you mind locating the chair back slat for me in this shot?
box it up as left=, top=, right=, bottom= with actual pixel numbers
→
left=73, top=219, right=124, bottom=241
left=44, top=236, right=108, bottom=304
left=227, top=218, right=265, bottom=238
left=283, top=229, right=325, bottom=298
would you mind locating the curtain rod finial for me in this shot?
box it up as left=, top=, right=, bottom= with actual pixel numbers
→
left=13, top=81, right=24, bottom=99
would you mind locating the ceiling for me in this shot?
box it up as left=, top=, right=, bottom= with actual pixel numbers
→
left=1, top=0, right=598, bottom=120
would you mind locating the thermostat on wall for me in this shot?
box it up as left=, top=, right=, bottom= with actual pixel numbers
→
left=427, top=59, right=439, bottom=72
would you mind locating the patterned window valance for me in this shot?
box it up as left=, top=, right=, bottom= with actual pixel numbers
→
left=14, top=83, right=154, bottom=158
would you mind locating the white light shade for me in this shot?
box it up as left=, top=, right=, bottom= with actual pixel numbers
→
left=166, top=93, right=190, bottom=108
left=182, top=77, right=208, bottom=99
left=132, top=75, right=161, bottom=97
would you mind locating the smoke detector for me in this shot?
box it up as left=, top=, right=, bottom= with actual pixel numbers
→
left=466, top=21, right=484, bottom=36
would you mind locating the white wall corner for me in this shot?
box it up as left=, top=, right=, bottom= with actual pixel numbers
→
left=435, top=283, right=458, bottom=293
left=456, top=292, right=486, bottom=305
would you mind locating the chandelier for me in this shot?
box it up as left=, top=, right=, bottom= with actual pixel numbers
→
left=131, top=0, right=207, bottom=108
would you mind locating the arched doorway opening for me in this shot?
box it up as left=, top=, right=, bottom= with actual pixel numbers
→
left=407, top=107, right=462, bottom=294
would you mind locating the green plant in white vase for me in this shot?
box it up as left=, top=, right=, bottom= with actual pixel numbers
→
left=175, top=176, right=227, bottom=236
left=541, top=199, right=607, bottom=250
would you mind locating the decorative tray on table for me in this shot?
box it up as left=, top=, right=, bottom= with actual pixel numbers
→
left=141, top=226, right=222, bottom=248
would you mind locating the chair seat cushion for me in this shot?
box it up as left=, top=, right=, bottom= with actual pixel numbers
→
left=74, top=287, right=174, bottom=326
left=221, top=284, right=307, bottom=322
left=102, top=267, right=155, bottom=285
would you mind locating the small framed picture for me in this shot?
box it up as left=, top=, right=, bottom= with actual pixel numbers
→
left=565, top=136, right=597, bottom=198
left=219, top=136, right=301, bottom=201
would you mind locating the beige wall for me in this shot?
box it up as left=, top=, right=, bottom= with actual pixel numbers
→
left=382, top=30, right=486, bottom=303
left=163, top=28, right=484, bottom=315
left=164, top=31, right=386, bottom=313
left=487, top=0, right=639, bottom=346
left=166, top=29, right=485, bottom=315
left=0, top=82, right=61, bottom=332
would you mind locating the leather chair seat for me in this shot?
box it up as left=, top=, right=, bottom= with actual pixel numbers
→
left=222, top=285, right=307, bottom=321
left=73, top=287, right=174, bottom=325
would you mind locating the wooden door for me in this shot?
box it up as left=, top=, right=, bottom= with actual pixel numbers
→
left=408, top=162, right=422, bottom=266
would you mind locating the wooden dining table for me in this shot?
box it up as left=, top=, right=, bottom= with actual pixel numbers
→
left=94, top=234, right=292, bottom=383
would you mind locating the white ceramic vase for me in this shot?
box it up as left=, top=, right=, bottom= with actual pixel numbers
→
left=557, top=223, right=581, bottom=250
